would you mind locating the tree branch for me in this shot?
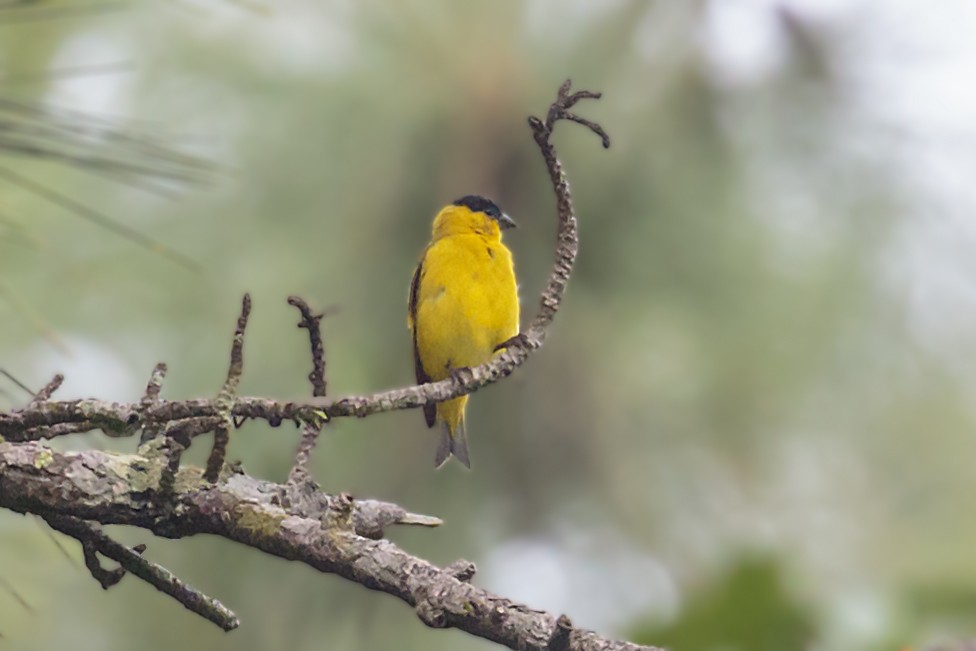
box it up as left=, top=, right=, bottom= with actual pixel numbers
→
left=0, top=82, right=656, bottom=650
left=0, top=441, right=651, bottom=651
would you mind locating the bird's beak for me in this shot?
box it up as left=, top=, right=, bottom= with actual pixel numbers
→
left=498, top=213, right=517, bottom=230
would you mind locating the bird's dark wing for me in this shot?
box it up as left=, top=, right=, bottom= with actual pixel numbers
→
left=409, top=255, right=436, bottom=428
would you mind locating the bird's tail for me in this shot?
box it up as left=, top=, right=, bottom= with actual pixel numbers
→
left=434, top=396, right=471, bottom=468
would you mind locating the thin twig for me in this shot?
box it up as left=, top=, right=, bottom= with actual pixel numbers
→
left=287, top=296, right=329, bottom=398
left=0, top=368, right=34, bottom=396
left=139, top=363, right=167, bottom=445
left=544, top=80, right=611, bottom=149
left=30, top=373, right=63, bottom=404
left=20, top=421, right=97, bottom=440
left=81, top=536, right=126, bottom=588
left=158, top=417, right=223, bottom=493
left=44, top=514, right=239, bottom=631
left=205, top=294, right=250, bottom=483
left=221, top=294, right=250, bottom=399
left=288, top=420, right=323, bottom=485
left=143, top=363, right=167, bottom=402
left=286, top=296, right=332, bottom=483
left=204, top=425, right=230, bottom=483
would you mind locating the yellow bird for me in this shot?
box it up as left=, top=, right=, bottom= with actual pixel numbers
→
left=408, top=195, right=520, bottom=468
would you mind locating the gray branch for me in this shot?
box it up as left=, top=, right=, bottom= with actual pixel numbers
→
left=0, top=441, right=656, bottom=651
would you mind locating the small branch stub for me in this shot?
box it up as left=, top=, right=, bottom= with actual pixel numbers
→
left=548, top=615, right=574, bottom=651
left=446, top=559, right=477, bottom=583
left=287, top=295, right=329, bottom=398
left=286, top=296, right=333, bottom=484
left=30, top=374, right=64, bottom=404
left=205, top=294, right=251, bottom=483
left=138, top=363, right=167, bottom=445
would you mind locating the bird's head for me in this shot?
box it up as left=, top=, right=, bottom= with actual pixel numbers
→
left=431, top=195, right=516, bottom=240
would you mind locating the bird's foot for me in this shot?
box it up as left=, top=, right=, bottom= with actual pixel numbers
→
left=494, top=333, right=529, bottom=353
left=448, top=366, right=475, bottom=386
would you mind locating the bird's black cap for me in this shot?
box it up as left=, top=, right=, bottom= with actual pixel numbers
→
left=453, top=195, right=502, bottom=219
left=453, top=195, right=516, bottom=229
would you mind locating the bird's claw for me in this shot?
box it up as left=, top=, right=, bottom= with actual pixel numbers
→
left=494, top=333, right=529, bottom=353
left=449, top=366, right=475, bottom=386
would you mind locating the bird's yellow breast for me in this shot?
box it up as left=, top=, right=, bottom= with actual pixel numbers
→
left=413, top=233, right=518, bottom=381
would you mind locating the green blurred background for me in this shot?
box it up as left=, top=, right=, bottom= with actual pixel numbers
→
left=3, top=1, right=976, bottom=650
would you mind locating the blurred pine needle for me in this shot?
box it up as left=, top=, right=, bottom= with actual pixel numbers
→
left=0, top=3, right=234, bottom=337
left=0, top=281, right=68, bottom=351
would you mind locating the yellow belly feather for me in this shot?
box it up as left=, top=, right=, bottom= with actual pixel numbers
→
left=414, top=232, right=519, bottom=444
